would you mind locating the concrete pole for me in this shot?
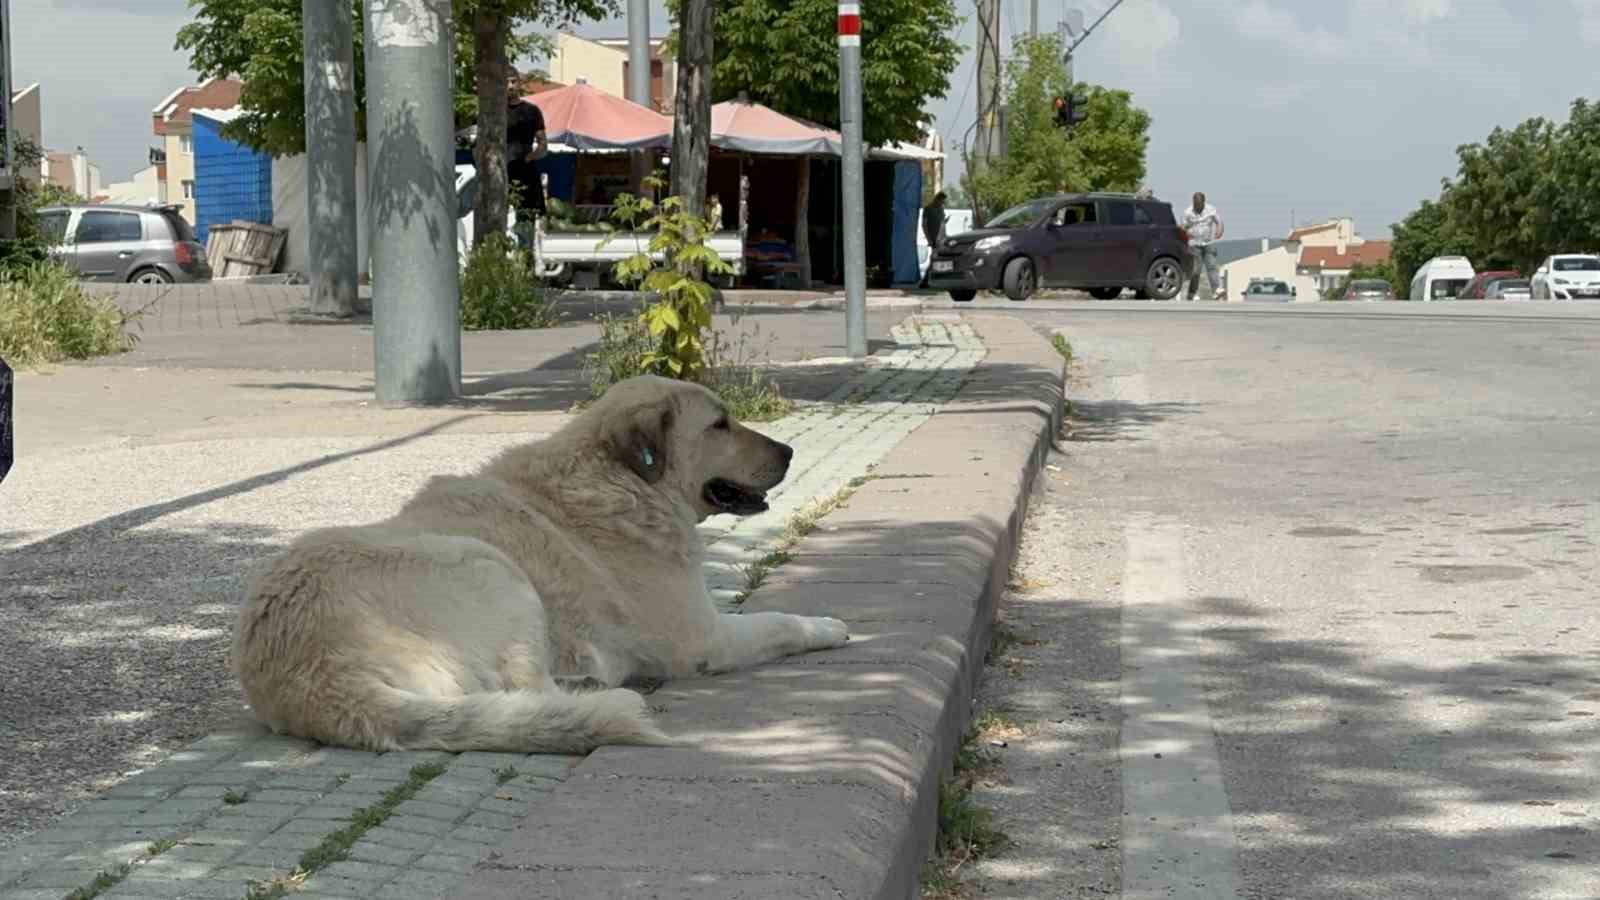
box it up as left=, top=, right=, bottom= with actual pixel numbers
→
left=364, top=0, right=461, bottom=405
left=838, top=1, right=866, bottom=358
left=626, top=0, right=652, bottom=190
left=974, top=0, right=1001, bottom=166
left=303, top=0, right=359, bottom=318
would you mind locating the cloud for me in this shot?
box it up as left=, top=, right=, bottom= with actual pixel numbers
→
left=1398, top=0, right=1454, bottom=23
left=1231, top=1, right=1345, bottom=57
left=1103, top=0, right=1182, bottom=53
left=53, top=0, right=188, bottom=13
left=1576, top=0, right=1600, bottom=43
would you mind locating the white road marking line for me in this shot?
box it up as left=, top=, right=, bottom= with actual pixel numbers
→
left=1119, top=514, right=1242, bottom=899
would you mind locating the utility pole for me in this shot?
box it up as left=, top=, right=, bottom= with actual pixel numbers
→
left=1030, top=0, right=1038, bottom=36
left=626, top=0, right=651, bottom=190
left=839, top=1, right=866, bottom=358
left=303, top=0, right=359, bottom=318
left=364, top=0, right=461, bottom=405
left=973, top=0, right=1002, bottom=169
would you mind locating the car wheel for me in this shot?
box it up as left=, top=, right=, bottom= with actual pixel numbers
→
left=1145, top=257, right=1183, bottom=301
left=949, top=289, right=977, bottom=303
left=1089, top=287, right=1122, bottom=300
left=130, top=267, right=173, bottom=285
left=1002, top=257, right=1035, bottom=302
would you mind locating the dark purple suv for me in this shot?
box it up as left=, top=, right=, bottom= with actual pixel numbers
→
left=927, top=192, right=1193, bottom=302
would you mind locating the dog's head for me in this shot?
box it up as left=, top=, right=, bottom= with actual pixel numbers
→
left=596, top=375, right=793, bottom=519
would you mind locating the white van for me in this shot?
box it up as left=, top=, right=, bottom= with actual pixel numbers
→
left=1409, top=255, right=1475, bottom=301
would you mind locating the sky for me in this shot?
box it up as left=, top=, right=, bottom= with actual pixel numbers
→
left=13, top=0, right=1600, bottom=239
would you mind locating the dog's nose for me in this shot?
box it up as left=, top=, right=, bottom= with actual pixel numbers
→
left=777, top=441, right=794, bottom=465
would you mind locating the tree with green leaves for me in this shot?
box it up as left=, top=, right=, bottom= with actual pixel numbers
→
left=1542, top=97, right=1600, bottom=254
left=1444, top=116, right=1557, bottom=275
left=177, top=0, right=609, bottom=247
left=1391, top=96, right=1600, bottom=290
left=963, top=35, right=1150, bottom=220
left=700, top=0, right=962, bottom=148
left=1389, top=197, right=1469, bottom=297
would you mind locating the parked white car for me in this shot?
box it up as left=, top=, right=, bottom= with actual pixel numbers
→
left=1531, top=254, right=1600, bottom=300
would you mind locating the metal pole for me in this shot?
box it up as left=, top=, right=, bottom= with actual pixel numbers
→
left=627, top=0, right=651, bottom=105
left=1030, top=0, right=1038, bottom=36
left=838, top=1, right=866, bottom=358
left=364, top=0, right=461, bottom=405
left=626, top=0, right=651, bottom=189
left=303, top=0, right=358, bottom=317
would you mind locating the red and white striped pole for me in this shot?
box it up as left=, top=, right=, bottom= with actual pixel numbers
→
left=838, top=1, right=866, bottom=357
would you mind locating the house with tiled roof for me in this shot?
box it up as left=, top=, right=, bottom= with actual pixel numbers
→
left=152, top=77, right=244, bottom=223
left=1288, top=216, right=1392, bottom=293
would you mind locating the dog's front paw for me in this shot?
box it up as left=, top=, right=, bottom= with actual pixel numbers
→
left=800, top=615, right=850, bottom=650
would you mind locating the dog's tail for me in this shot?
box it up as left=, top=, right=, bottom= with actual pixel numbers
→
left=367, top=683, right=669, bottom=754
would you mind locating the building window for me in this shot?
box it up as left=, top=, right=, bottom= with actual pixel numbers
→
left=180, top=134, right=193, bottom=154
left=182, top=180, right=195, bottom=200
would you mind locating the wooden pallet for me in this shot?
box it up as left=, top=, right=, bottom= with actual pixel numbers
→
left=205, top=220, right=286, bottom=278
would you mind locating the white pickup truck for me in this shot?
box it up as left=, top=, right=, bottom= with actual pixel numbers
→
left=454, top=165, right=744, bottom=288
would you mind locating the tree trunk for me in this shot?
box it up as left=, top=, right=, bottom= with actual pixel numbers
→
left=794, top=157, right=811, bottom=289
left=670, top=0, right=714, bottom=216
left=472, top=1, right=509, bottom=250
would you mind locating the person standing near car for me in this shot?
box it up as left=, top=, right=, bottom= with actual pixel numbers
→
left=921, top=191, right=948, bottom=287
left=1180, top=191, right=1225, bottom=300
left=506, top=72, right=549, bottom=246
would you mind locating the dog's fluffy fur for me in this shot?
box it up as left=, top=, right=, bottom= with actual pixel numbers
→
left=232, top=375, right=849, bottom=753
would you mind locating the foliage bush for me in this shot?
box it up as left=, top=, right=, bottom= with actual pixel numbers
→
left=0, top=263, right=135, bottom=366
left=605, top=172, right=733, bottom=380
left=458, top=232, right=559, bottom=331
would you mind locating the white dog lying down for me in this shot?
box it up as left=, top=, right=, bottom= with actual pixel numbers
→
left=232, top=375, right=849, bottom=753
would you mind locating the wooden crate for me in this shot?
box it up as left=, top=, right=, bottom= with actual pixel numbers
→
left=205, top=221, right=286, bottom=278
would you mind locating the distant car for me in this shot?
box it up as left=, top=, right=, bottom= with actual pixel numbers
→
left=1485, top=278, right=1531, bottom=300
left=1242, top=278, right=1295, bottom=301
left=1344, top=278, right=1393, bottom=301
left=1409, top=255, right=1475, bottom=301
left=1531, top=254, right=1600, bottom=299
left=39, top=203, right=211, bottom=284
left=926, top=192, right=1193, bottom=302
left=1458, top=270, right=1521, bottom=300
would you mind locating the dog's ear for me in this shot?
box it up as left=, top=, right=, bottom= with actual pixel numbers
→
left=612, top=401, right=674, bottom=484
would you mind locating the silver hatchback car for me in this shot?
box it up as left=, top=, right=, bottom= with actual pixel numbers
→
left=39, top=204, right=212, bottom=284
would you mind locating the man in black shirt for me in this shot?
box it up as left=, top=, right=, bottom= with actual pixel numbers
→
left=506, top=74, right=549, bottom=231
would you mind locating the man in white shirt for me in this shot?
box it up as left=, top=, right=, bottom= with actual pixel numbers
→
left=1179, top=192, right=1225, bottom=300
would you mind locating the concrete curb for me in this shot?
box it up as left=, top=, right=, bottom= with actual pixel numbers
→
left=453, top=313, right=1064, bottom=899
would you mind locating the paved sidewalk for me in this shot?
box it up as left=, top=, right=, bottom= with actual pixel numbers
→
left=0, top=318, right=993, bottom=900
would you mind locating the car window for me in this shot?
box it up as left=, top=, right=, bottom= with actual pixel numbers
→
left=1106, top=201, right=1136, bottom=227
left=1051, top=202, right=1096, bottom=227
left=1139, top=202, right=1174, bottom=226
left=1273, top=283, right=1288, bottom=294
left=159, top=211, right=197, bottom=243
left=984, top=199, right=1053, bottom=229
left=1553, top=257, right=1600, bottom=271
left=1431, top=278, right=1469, bottom=298
left=39, top=210, right=71, bottom=243
left=74, top=211, right=143, bottom=244
left=1133, top=205, right=1153, bottom=225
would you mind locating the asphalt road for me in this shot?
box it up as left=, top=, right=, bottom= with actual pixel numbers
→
left=1004, top=300, right=1600, bottom=899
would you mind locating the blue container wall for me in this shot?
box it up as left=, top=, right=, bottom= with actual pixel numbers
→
left=193, top=115, right=273, bottom=245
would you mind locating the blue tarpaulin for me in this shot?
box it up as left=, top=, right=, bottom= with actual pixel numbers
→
left=891, top=160, right=922, bottom=286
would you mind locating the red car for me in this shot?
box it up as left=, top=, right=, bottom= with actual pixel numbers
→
left=1458, top=270, right=1521, bottom=299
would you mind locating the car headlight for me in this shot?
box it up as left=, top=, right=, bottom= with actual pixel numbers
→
left=1553, top=277, right=1570, bottom=285
left=974, top=235, right=1010, bottom=251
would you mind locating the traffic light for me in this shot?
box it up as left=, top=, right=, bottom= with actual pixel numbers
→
left=1053, top=94, right=1089, bottom=129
